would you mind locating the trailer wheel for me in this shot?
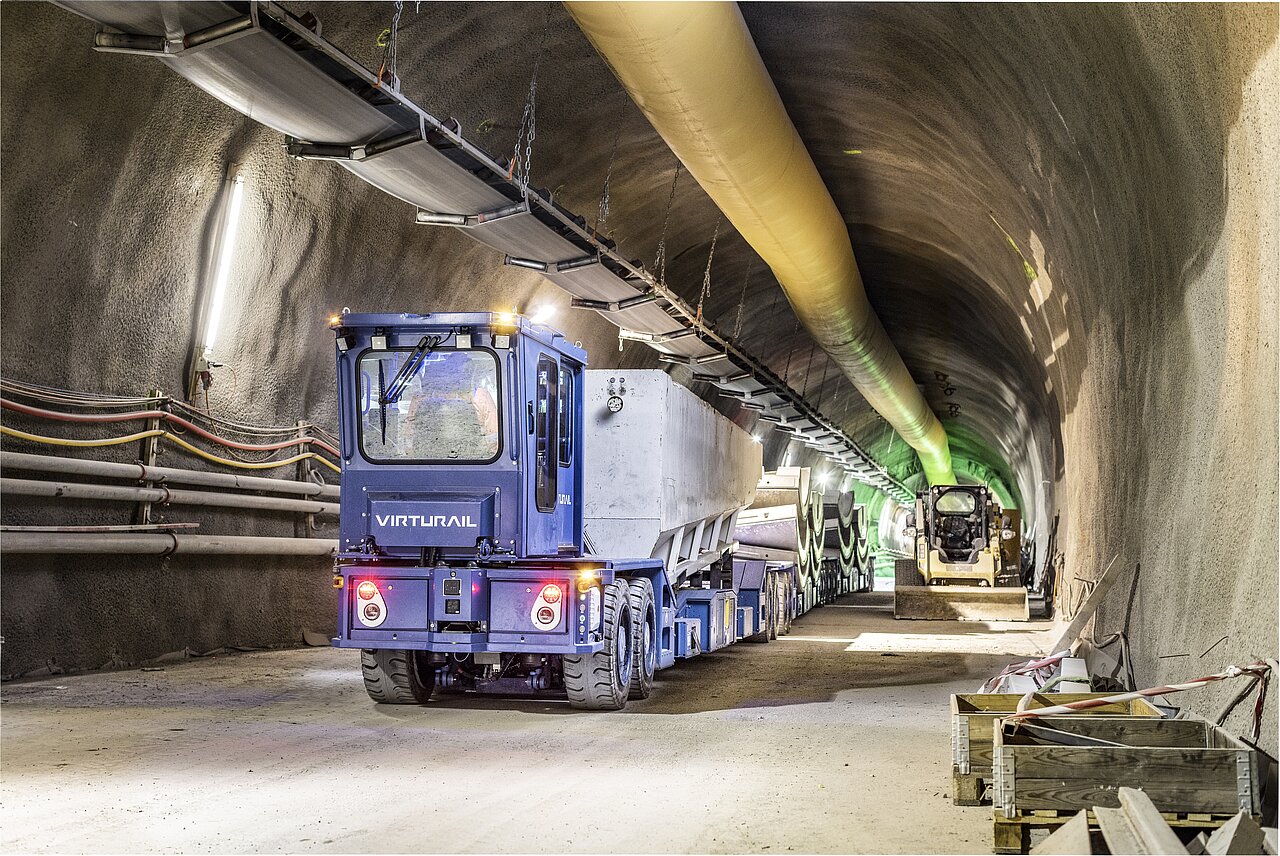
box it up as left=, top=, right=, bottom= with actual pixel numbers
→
left=766, top=575, right=779, bottom=640
left=563, top=581, right=633, bottom=710
left=763, top=573, right=779, bottom=641
left=360, top=648, right=434, bottom=704
left=776, top=574, right=794, bottom=636
left=626, top=579, right=657, bottom=699
left=894, top=558, right=925, bottom=588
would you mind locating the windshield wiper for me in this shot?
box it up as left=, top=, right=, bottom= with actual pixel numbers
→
left=380, top=335, right=441, bottom=407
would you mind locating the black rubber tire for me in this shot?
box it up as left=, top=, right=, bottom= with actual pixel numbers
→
left=895, top=558, right=925, bottom=588
left=360, top=648, right=434, bottom=704
left=563, top=581, right=633, bottom=710
left=766, top=574, right=779, bottom=640
left=627, top=579, right=657, bottom=699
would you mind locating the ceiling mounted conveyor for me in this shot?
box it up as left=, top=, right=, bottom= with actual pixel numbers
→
left=58, top=0, right=912, bottom=503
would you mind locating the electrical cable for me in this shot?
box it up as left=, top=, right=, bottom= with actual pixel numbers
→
left=0, top=425, right=340, bottom=473
left=1, top=398, right=339, bottom=458
left=2, top=379, right=326, bottom=440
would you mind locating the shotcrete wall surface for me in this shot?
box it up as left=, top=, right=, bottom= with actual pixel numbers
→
left=1, top=0, right=1276, bottom=754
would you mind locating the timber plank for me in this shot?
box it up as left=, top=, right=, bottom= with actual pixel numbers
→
left=1118, top=787, right=1190, bottom=853
left=953, top=693, right=1163, bottom=715
left=1006, top=745, right=1237, bottom=782
left=1011, top=779, right=1242, bottom=815
left=1093, top=806, right=1145, bottom=854
left=1030, top=811, right=1093, bottom=855
left=1004, top=718, right=1211, bottom=747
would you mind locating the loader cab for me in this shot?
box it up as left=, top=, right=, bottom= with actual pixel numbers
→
left=331, top=312, right=585, bottom=562
left=923, top=485, right=992, bottom=565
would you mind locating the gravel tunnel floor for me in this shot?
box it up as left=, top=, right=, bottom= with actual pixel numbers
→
left=1, top=593, right=1055, bottom=854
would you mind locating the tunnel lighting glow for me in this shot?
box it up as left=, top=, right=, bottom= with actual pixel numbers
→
left=529, top=305, right=556, bottom=325
left=201, top=171, right=246, bottom=357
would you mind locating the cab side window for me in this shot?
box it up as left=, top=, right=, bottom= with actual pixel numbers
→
left=535, top=356, right=559, bottom=512
left=558, top=367, right=574, bottom=467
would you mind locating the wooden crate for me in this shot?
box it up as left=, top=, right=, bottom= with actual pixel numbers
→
left=991, top=716, right=1260, bottom=854
left=950, top=693, right=1163, bottom=805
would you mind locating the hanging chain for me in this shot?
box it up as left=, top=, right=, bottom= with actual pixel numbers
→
left=802, top=341, right=818, bottom=397
left=595, top=125, right=621, bottom=238
left=782, top=316, right=801, bottom=385
left=815, top=354, right=830, bottom=410
left=653, top=163, right=683, bottom=288
left=695, top=218, right=721, bottom=324
left=375, top=0, right=404, bottom=90
left=732, top=258, right=754, bottom=341
left=512, top=6, right=553, bottom=198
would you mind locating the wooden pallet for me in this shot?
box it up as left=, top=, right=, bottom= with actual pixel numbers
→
left=992, top=807, right=1242, bottom=854
left=950, top=693, right=1163, bottom=806
left=991, top=716, right=1260, bottom=853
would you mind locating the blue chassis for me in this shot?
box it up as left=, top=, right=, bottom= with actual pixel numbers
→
left=333, top=555, right=790, bottom=670
left=335, top=557, right=669, bottom=660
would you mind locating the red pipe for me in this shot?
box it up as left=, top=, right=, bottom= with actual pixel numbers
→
left=0, top=398, right=340, bottom=458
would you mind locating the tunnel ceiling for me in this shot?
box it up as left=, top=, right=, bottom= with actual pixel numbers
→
left=266, top=0, right=1261, bottom=531
left=20, top=0, right=1267, bottom=534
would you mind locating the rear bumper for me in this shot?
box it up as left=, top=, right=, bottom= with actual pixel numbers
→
left=333, top=561, right=615, bottom=655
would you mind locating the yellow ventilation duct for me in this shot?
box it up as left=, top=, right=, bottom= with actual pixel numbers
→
left=567, top=1, right=956, bottom=485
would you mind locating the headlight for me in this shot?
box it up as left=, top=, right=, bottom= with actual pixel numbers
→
left=588, top=586, right=602, bottom=632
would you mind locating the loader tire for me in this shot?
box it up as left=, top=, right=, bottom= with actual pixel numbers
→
left=360, top=648, right=434, bottom=704
left=895, top=558, right=925, bottom=588
left=564, top=581, right=633, bottom=710
left=627, top=578, right=657, bottom=699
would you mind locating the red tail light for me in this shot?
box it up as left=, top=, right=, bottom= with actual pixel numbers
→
left=357, top=581, right=378, bottom=601
left=539, top=584, right=562, bottom=604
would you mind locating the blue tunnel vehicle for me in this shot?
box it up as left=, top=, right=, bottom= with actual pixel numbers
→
left=330, top=311, right=811, bottom=709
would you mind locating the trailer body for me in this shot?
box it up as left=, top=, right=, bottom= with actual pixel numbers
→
left=330, top=312, right=786, bottom=707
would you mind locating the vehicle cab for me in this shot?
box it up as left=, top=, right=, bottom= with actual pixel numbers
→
left=909, top=485, right=1009, bottom=586
left=333, top=311, right=584, bottom=564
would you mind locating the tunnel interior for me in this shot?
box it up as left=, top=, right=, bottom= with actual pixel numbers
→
left=1, top=0, right=1276, bottom=756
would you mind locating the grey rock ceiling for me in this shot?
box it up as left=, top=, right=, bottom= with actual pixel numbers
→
left=284, top=1, right=1265, bottom=531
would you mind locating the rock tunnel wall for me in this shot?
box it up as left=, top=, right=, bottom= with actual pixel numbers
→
left=1, top=2, right=1276, bottom=754
left=0, top=2, right=653, bottom=678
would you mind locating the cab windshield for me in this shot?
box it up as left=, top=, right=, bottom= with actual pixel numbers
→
left=359, top=349, right=501, bottom=462
left=934, top=489, right=977, bottom=515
